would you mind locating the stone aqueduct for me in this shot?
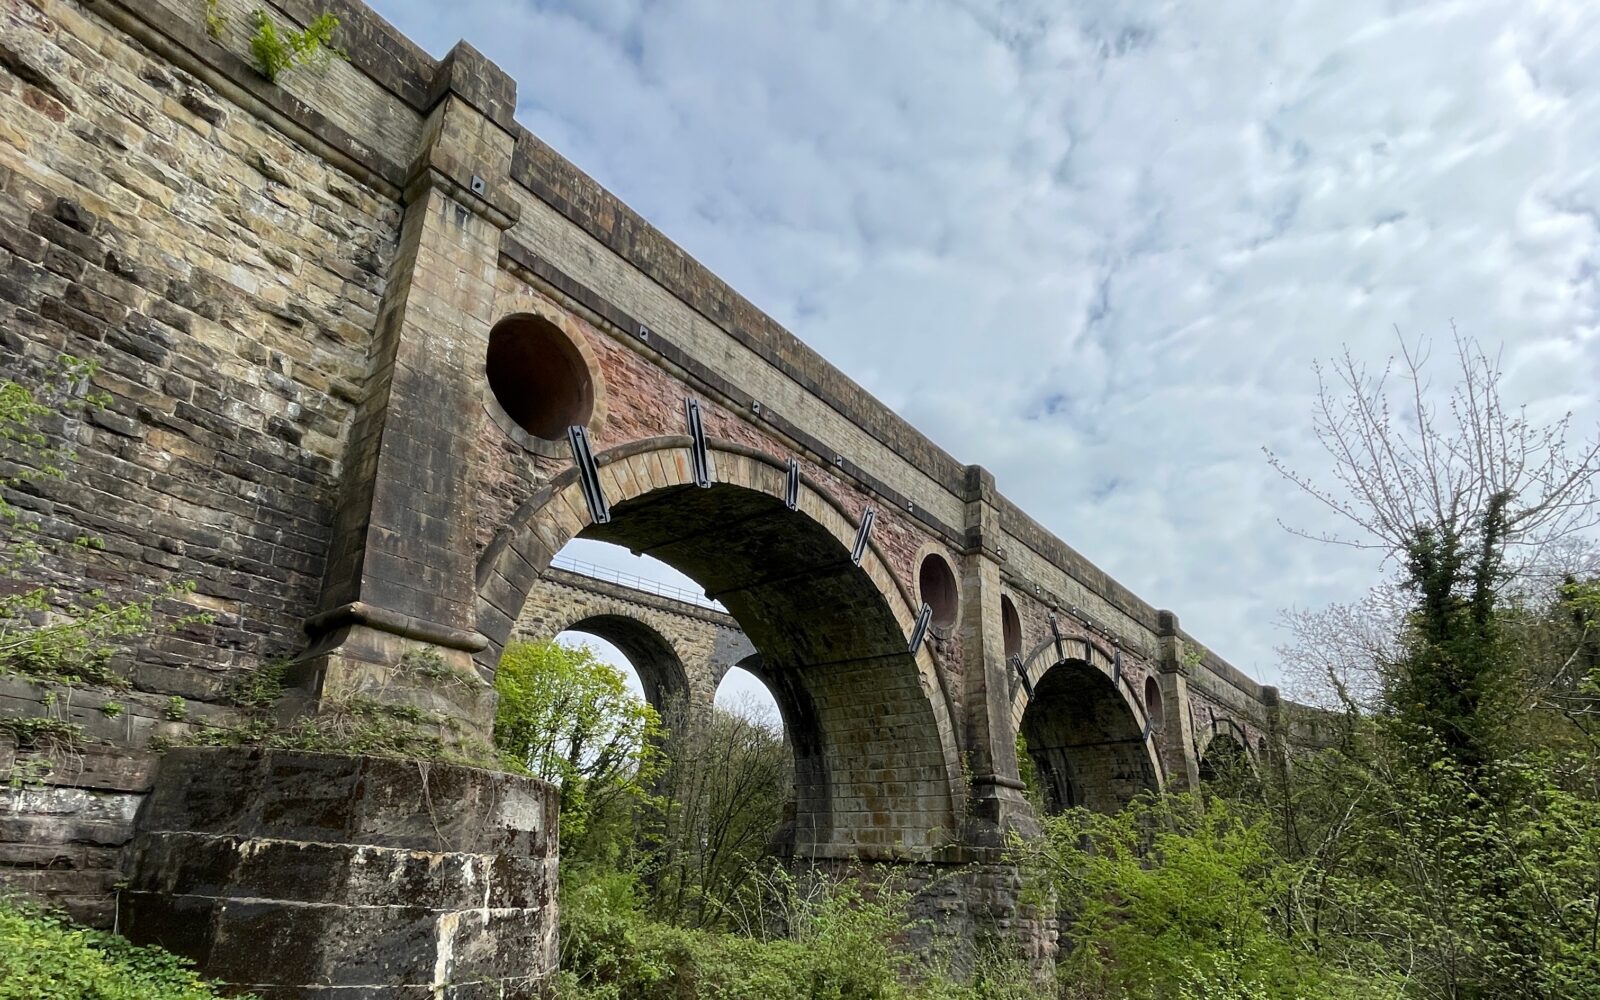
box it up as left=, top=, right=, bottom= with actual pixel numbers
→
left=0, top=0, right=1330, bottom=993
left=520, top=563, right=1304, bottom=824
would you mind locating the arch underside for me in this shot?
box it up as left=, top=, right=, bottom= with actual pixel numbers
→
left=1016, top=650, right=1162, bottom=815
left=1198, top=724, right=1257, bottom=784
left=478, top=442, right=963, bottom=861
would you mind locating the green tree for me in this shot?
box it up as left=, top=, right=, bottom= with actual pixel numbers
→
left=651, top=696, right=790, bottom=928
left=493, top=640, right=664, bottom=866
left=1262, top=332, right=1600, bottom=998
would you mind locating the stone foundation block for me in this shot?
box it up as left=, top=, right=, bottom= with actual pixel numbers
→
left=120, top=748, right=558, bottom=999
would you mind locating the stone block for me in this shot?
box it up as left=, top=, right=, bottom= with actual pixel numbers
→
left=121, top=748, right=557, bottom=995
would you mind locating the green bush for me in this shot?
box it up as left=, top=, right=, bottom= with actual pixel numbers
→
left=0, top=900, right=245, bottom=1000
left=1028, top=793, right=1384, bottom=1000
left=556, top=865, right=1044, bottom=1000
left=249, top=10, right=345, bottom=83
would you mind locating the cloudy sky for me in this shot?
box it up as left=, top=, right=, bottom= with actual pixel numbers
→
left=372, top=0, right=1600, bottom=695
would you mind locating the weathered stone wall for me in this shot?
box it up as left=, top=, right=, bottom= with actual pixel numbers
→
left=0, top=737, right=153, bottom=927
left=1, top=0, right=399, bottom=710
left=121, top=748, right=559, bottom=998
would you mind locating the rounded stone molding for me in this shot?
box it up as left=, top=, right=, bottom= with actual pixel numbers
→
left=913, top=542, right=961, bottom=634
left=482, top=300, right=608, bottom=459
left=1000, top=593, right=1022, bottom=660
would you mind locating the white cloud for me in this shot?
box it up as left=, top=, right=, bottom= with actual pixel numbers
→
left=371, top=0, right=1600, bottom=684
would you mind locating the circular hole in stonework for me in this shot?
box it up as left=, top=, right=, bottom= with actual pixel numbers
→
left=1144, top=675, right=1164, bottom=730
left=1000, top=595, right=1022, bottom=659
left=486, top=314, right=594, bottom=440
left=918, top=553, right=959, bottom=629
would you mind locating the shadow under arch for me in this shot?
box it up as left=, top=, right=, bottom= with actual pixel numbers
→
left=476, top=437, right=964, bottom=862
left=1012, top=634, right=1163, bottom=815
left=1197, top=722, right=1259, bottom=786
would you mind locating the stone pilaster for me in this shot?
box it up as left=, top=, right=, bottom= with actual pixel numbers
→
left=291, top=44, right=522, bottom=738
left=958, top=466, right=1037, bottom=849
left=1154, top=610, right=1203, bottom=791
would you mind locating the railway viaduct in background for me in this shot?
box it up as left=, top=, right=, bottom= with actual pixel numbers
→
left=0, top=1, right=1331, bottom=994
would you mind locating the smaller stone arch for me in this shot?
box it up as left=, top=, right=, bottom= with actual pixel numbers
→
left=1000, top=594, right=1023, bottom=662
left=913, top=541, right=962, bottom=634
left=553, top=613, right=696, bottom=735
left=1012, top=632, right=1163, bottom=815
left=1197, top=720, right=1259, bottom=787
left=1143, top=675, right=1165, bottom=733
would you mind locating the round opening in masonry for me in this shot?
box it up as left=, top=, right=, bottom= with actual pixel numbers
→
left=486, top=314, right=595, bottom=441
left=1144, top=675, right=1164, bottom=731
left=918, top=553, right=959, bottom=629
left=1000, top=594, right=1022, bottom=660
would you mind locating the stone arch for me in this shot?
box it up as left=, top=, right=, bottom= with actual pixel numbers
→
left=1197, top=721, right=1257, bottom=784
left=476, top=437, right=964, bottom=861
left=541, top=609, right=696, bottom=736
left=1011, top=633, right=1162, bottom=815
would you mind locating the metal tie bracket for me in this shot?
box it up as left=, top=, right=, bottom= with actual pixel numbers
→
left=851, top=507, right=876, bottom=565
left=567, top=425, right=610, bottom=524
left=684, top=398, right=711, bottom=488
left=909, top=603, right=934, bottom=655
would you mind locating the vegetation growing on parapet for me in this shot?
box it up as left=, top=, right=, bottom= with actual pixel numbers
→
left=202, top=0, right=225, bottom=40
left=175, top=650, right=508, bottom=771
left=248, top=10, right=346, bottom=84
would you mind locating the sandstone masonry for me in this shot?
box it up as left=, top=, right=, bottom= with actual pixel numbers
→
left=0, top=0, right=1329, bottom=986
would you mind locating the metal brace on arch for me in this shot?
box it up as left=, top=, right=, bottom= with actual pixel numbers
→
left=684, top=397, right=711, bottom=488
left=909, top=602, right=934, bottom=654
left=851, top=507, right=876, bottom=565
left=567, top=424, right=610, bottom=524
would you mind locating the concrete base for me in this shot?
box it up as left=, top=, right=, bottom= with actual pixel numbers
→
left=119, top=748, right=558, bottom=999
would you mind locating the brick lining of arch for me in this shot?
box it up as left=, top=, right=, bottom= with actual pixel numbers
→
left=1010, top=634, right=1164, bottom=815
left=476, top=437, right=964, bottom=862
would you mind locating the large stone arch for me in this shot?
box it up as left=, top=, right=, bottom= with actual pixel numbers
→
left=477, top=438, right=964, bottom=861
left=1011, top=635, right=1163, bottom=815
